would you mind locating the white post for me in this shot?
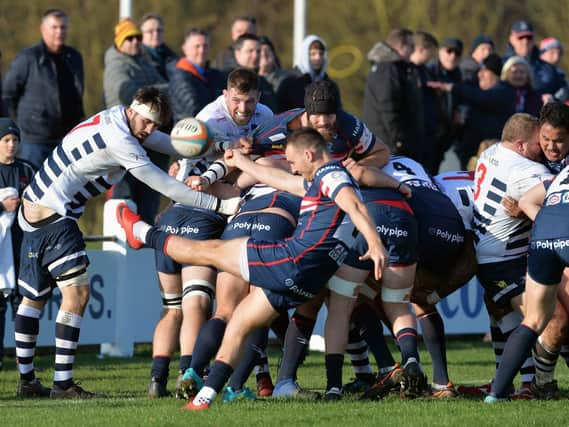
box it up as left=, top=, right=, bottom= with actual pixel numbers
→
left=119, top=0, right=133, bottom=19
left=293, top=0, right=307, bottom=67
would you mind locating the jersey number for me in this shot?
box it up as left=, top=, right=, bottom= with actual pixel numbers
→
left=473, top=163, right=487, bottom=201
left=392, top=162, right=415, bottom=175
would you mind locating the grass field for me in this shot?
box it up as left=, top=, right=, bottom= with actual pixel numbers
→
left=0, top=340, right=567, bottom=426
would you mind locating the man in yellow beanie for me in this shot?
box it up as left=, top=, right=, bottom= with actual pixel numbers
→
left=103, top=18, right=170, bottom=224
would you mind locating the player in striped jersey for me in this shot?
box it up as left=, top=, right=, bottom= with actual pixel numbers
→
left=14, top=87, right=240, bottom=399
left=116, top=128, right=387, bottom=410
left=472, top=113, right=552, bottom=400
left=487, top=103, right=569, bottom=401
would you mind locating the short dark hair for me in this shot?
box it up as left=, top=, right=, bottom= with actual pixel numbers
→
left=232, top=16, right=256, bottom=26
left=42, top=9, right=67, bottom=22
left=414, top=31, right=438, bottom=50
left=227, top=68, right=259, bottom=93
left=539, top=102, right=569, bottom=132
left=233, top=33, right=259, bottom=51
left=386, top=28, right=413, bottom=49
left=184, top=27, right=209, bottom=40
left=132, top=86, right=172, bottom=126
left=287, top=127, right=328, bottom=152
left=258, top=35, right=281, bottom=68
left=139, top=12, right=163, bottom=27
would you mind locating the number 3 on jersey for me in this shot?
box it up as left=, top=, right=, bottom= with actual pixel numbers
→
left=474, top=162, right=487, bottom=201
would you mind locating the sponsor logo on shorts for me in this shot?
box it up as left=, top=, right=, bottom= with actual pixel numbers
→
left=284, top=278, right=315, bottom=299
left=231, top=222, right=271, bottom=232
left=376, top=224, right=408, bottom=238
left=328, top=244, right=348, bottom=265
left=531, top=239, right=569, bottom=250
left=428, top=227, right=464, bottom=244
left=159, top=225, right=200, bottom=235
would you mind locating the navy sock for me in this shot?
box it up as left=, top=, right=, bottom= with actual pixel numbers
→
left=179, top=355, right=192, bottom=373
left=355, top=304, right=396, bottom=370
left=270, top=312, right=289, bottom=344
left=277, top=313, right=315, bottom=382
left=396, top=328, right=420, bottom=365
left=228, top=327, right=268, bottom=390
left=204, top=360, right=234, bottom=393
left=145, top=227, right=170, bottom=252
left=190, top=318, right=226, bottom=376
left=493, top=325, right=538, bottom=397
left=150, top=356, right=170, bottom=384
left=325, top=353, right=344, bottom=390
left=418, top=311, right=448, bottom=384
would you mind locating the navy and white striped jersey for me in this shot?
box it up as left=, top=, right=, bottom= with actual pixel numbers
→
left=382, top=155, right=438, bottom=191
left=23, top=106, right=163, bottom=220
left=434, top=171, right=475, bottom=231
left=472, top=143, right=553, bottom=263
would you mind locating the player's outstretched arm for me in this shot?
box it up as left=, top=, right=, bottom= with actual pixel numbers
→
left=224, top=149, right=305, bottom=196
left=519, top=181, right=547, bottom=221
left=334, top=186, right=388, bottom=280
left=129, top=163, right=239, bottom=215
left=343, top=159, right=412, bottom=198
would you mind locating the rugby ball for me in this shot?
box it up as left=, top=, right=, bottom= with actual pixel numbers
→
left=170, top=117, right=211, bottom=158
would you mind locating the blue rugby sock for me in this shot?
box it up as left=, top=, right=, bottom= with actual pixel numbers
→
left=179, top=355, right=192, bottom=373
left=190, top=318, right=226, bottom=376
left=492, top=324, right=538, bottom=397
left=204, top=360, right=234, bottom=393
left=325, top=353, right=344, bottom=390
left=277, top=313, right=315, bottom=382
left=151, top=355, right=170, bottom=384
left=228, top=327, right=269, bottom=390
left=396, top=328, right=420, bottom=365
left=418, top=310, right=448, bottom=385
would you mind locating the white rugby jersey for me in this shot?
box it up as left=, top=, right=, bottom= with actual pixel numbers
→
left=382, top=155, right=438, bottom=190
left=472, top=143, right=553, bottom=263
left=175, top=96, right=274, bottom=182
left=434, top=171, right=475, bottom=231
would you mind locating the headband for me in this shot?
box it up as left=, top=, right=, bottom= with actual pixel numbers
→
left=129, top=100, right=161, bottom=124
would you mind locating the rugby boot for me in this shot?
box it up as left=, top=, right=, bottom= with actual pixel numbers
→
left=360, top=364, right=404, bottom=401
left=50, top=382, right=99, bottom=399
left=222, top=386, right=256, bottom=402
left=182, top=395, right=212, bottom=411
left=16, top=378, right=51, bottom=398
left=177, top=368, right=204, bottom=399
left=484, top=393, right=510, bottom=404
left=457, top=382, right=492, bottom=396
left=324, top=387, right=343, bottom=401
left=116, top=202, right=144, bottom=249
left=344, top=375, right=375, bottom=394
left=174, top=371, right=187, bottom=399
left=148, top=377, right=171, bottom=398
left=510, top=382, right=534, bottom=400
left=529, top=378, right=560, bottom=400
left=400, top=360, right=428, bottom=399
left=272, top=379, right=321, bottom=400
left=256, top=373, right=274, bottom=397
left=429, top=382, right=458, bottom=398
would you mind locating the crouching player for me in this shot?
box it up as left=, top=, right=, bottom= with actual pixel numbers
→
left=322, top=183, right=418, bottom=400
left=116, top=128, right=387, bottom=409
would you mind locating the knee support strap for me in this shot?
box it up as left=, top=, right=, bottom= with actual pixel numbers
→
left=161, top=292, right=182, bottom=310
left=327, top=275, right=361, bottom=298
left=381, top=286, right=413, bottom=303
left=55, top=265, right=89, bottom=288
left=182, top=279, right=215, bottom=302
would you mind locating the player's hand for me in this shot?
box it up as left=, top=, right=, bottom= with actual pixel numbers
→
left=224, top=148, right=246, bottom=168
left=234, top=137, right=253, bottom=154
left=397, top=182, right=412, bottom=199
left=359, top=241, right=388, bottom=281
left=184, top=175, right=209, bottom=192
left=342, top=158, right=365, bottom=181
left=168, top=161, right=180, bottom=177
left=1, top=196, right=20, bottom=212
left=502, top=196, right=526, bottom=219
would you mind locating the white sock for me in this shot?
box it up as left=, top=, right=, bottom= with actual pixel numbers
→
left=133, top=221, right=151, bottom=243
left=193, top=386, right=217, bottom=404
